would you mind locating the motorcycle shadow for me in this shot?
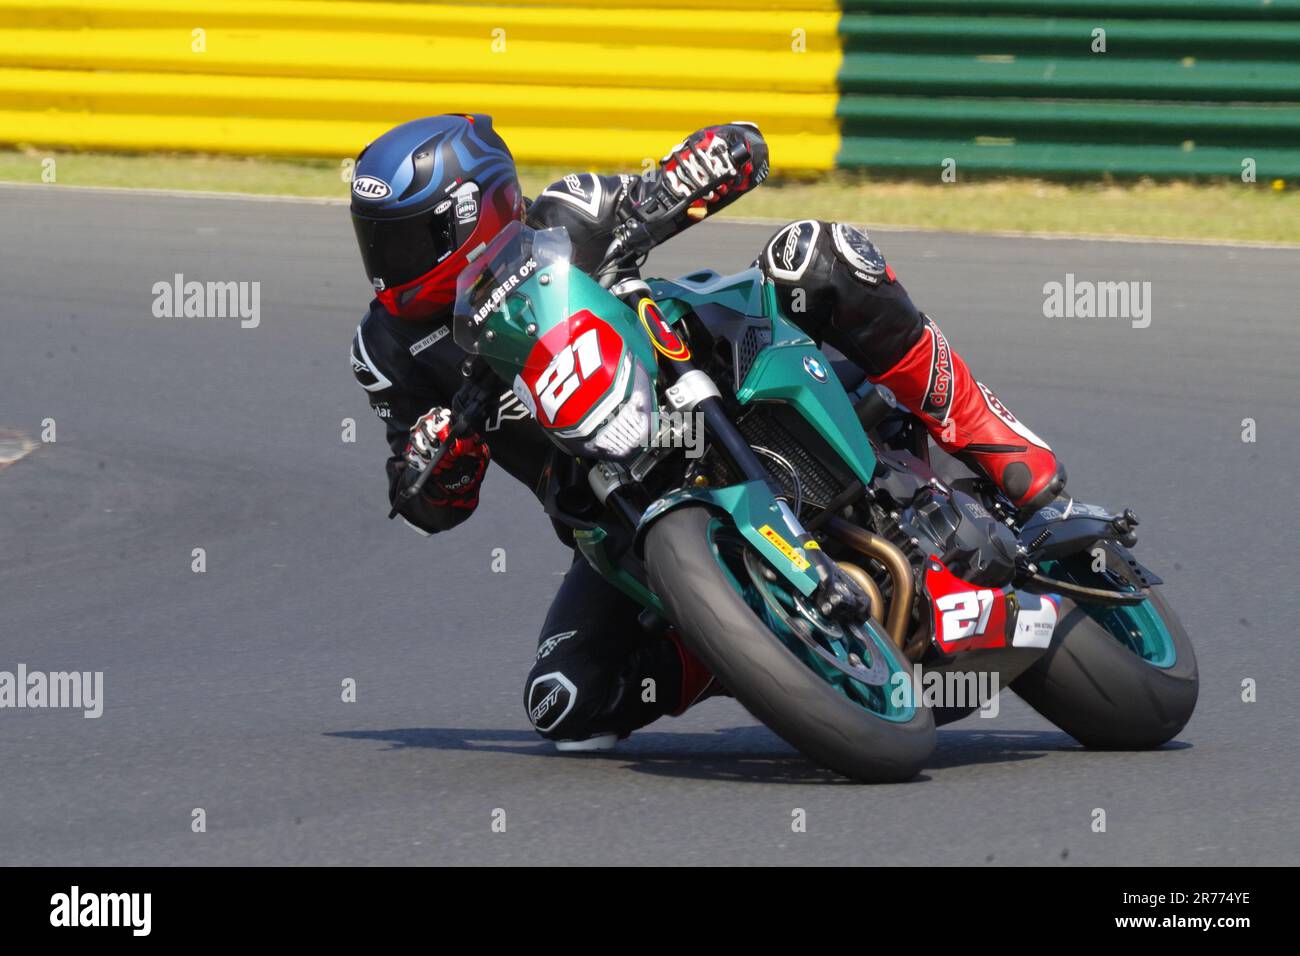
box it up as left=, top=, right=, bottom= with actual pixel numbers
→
left=929, top=729, right=1086, bottom=770
left=328, top=725, right=1088, bottom=785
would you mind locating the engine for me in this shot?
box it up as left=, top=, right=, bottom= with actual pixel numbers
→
left=892, top=486, right=1018, bottom=587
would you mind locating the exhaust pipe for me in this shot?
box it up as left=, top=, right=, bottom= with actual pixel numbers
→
left=824, top=515, right=915, bottom=654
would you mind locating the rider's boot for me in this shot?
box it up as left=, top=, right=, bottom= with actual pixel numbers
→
left=870, top=315, right=1067, bottom=512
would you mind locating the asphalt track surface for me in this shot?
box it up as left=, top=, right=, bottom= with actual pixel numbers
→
left=2, top=185, right=1298, bottom=866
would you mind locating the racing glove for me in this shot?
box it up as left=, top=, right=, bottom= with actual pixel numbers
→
left=653, top=123, right=770, bottom=222
left=402, top=406, right=491, bottom=509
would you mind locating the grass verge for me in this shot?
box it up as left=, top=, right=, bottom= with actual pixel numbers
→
left=2, top=149, right=1296, bottom=245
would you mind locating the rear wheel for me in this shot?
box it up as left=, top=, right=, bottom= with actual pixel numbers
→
left=645, top=506, right=935, bottom=782
left=1011, top=542, right=1198, bottom=749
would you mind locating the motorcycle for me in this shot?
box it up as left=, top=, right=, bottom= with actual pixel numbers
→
left=432, top=173, right=1198, bottom=782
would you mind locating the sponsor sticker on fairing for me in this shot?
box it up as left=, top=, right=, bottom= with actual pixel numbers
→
left=758, top=524, right=811, bottom=572
left=470, top=258, right=538, bottom=325
left=637, top=298, right=690, bottom=361
left=1011, top=594, right=1060, bottom=649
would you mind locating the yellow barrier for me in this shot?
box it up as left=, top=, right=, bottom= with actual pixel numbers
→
left=0, top=0, right=843, bottom=170
left=1, top=0, right=841, bottom=34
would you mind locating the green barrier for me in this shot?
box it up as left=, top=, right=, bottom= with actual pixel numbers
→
left=837, top=54, right=1300, bottom=102
left=839, top=0, right=1300, bottom=19
left=834, top=1, right=1300, bottom=177
left=838, top=97, right=1300, bottom=148
left=840, top=16, right=1300, bottom=59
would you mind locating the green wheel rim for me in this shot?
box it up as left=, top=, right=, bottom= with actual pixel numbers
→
left=1042, top=554, right=1178, bottom=669
left=705, top=518, right=917, bottom=722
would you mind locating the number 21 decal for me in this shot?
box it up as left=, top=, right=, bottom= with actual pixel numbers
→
left=935, top=589, right=995, bottom=643
left=533, top=327, right=601, bottom=422
left=522, top=311, right=621, bottom=430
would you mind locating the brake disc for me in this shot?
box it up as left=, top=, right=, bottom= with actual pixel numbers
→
left=742, top=549, right=892, bottom=687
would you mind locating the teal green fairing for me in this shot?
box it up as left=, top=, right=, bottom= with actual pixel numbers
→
left=473, top=260, right=659, bottom=390
left=735, top=282, right=877, bottom=486
left=566, top=266, right=661, bottom=377
left=647, top=272, right=878, bottom=486
left=636, top=481, right=823, bottom=597
left=646, top=269, right=767, bottom=317
left=466, top=239, right=863, bottom=612
left=633, top=270, right=878, bottom=597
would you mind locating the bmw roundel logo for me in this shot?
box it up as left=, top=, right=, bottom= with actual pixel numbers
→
left=352, top=175, right=391, bottom=200
left=803, top=355, right=829, bottom=383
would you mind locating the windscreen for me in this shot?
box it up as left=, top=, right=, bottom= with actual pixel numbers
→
left=452, top=222, right=573, bottom=372
left=452, top=222, right=650, bottom=450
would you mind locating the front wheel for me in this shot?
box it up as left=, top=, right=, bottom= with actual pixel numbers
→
left=645, top=506, right=935, bottom=782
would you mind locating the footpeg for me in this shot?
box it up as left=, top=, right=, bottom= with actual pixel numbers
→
left=1110, top=508, right=1140, bottom=546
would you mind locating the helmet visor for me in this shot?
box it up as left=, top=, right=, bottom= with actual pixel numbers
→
left=353, top=198, right=465, bottom=292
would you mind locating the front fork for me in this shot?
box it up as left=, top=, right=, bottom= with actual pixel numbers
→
left=621, top=302, right=830, bottom=597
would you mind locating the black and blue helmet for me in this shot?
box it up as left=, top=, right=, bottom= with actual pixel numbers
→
left=350, top=114, right=523, bottom=319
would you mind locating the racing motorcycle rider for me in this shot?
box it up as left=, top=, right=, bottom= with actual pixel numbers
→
left=349, top=114, right=1066, bottom=750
